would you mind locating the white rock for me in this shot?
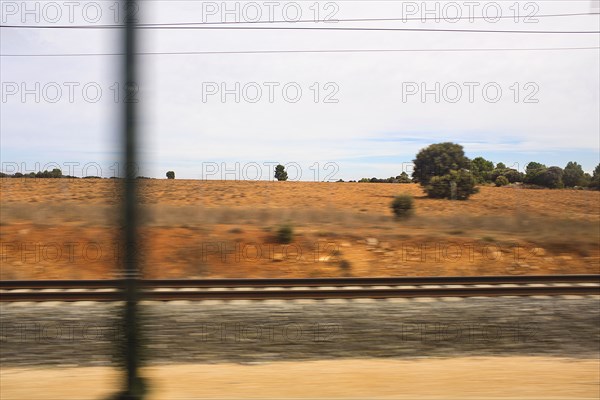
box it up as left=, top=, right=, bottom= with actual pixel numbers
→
left=366, top=238, right=379, bottom=246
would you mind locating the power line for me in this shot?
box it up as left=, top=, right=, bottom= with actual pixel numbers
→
left=2, top=46, right=599, bottom=57
left=1, top=24, right=598, bottom=34
left=1, top=11, right=599, bottom=29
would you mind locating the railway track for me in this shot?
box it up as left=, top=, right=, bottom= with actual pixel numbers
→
left=1, top=275, right=598, bottom=302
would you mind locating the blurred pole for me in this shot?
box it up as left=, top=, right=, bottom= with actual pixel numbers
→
left=117, top=0, right=145, bottom=398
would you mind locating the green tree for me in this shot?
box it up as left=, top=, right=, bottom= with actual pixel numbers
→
left=274, top=164, right=288, bottom=181
left=166, top=171, right=175, bottom=179
left=539, top=166, right=564, bottom=189
left=424, top=169, right=478, bottom=200
left=502, top=169, right=524, bottom=183
left=589, top=164, right=600, bottom=190
left=581, top=173, right=592, bottom=187
left=412, top=142, right=471, bottom=185
left=496, top=162, right=506, bottom=170
left=563, top=162, right=584, bottom=187
left=471, top=157, right=494, bottom=183
left=413, top=143, right=477, bottom=200
left=396, top=172, right=412, bottom=183
left=490, top=168, right=523, bottom=183
left=524, top=162, right=547, bottom=185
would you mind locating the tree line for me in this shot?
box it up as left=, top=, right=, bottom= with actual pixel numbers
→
left=351, top=142, right=599, bottom=197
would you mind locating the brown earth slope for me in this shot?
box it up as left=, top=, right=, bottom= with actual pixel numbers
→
left=1, top=179, right=598, bottom=279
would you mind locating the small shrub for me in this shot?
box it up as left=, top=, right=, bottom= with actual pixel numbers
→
left=166, top=171, right=175, bottom=179
left=495, top=175, right=509, bottom=187
left=391, top=194, right=414, bottom=219
left=276, top=224, right=293, bottom=244
left=339, top=260, right=352, bottom=275
left=502, top=169, right=524, bottom=183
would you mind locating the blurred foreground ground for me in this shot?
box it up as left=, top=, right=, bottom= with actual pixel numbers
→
left=1, top=357, right=598, bottom=399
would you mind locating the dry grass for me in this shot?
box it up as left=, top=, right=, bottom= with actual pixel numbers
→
left=1, top=179, right=598, bottom=279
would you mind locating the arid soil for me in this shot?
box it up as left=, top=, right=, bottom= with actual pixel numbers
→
left=1, top=179, right=598, bottom=279
left=1, top=357, right=598, bottom=399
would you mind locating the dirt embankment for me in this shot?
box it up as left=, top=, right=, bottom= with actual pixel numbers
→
left=1, top=179, right=598, bottom=279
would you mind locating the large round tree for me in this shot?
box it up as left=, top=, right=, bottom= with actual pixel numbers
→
left=412, top=142, right=472, bottom=185
left=412, top=142, right=478, bottom=200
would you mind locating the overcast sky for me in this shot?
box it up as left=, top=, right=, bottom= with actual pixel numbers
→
left=1, top=0, right=599, bottom=180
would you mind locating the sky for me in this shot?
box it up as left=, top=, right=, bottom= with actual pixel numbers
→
left=1, top=0, right=599, bottom=181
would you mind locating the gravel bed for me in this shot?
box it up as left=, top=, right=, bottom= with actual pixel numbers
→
left=1, top=296, right=598, bottom=367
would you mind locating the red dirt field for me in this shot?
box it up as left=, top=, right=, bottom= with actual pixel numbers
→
left=1, top=179, right=599, bottom=279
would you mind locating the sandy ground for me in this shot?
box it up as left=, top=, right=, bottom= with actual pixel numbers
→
left=1, top=179, right=599, bottom=279
left=1, top=357, right=598, bottom=399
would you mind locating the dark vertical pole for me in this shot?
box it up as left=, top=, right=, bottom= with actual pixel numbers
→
left=119, top=0, right=144, bottom=398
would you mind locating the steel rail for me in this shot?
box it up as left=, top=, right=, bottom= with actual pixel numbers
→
left=0, top=282, right=598, bottom=303
left=1, top=274, right=599, bottom=290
